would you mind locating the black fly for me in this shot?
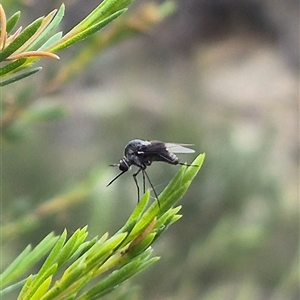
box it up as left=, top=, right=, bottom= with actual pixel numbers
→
left=106, top=139, right=195, bottom=206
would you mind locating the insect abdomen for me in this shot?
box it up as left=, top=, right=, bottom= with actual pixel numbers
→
left=149, top=151, right=179, bottom=165
left=168, top=152, right=179, bottom=164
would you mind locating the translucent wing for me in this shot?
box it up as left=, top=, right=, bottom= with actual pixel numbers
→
left=163, top=143, right=195, bottom=154
left=141, top=140, right=195, bottom=155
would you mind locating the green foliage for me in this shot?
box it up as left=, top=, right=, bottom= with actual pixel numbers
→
left=0, top=0, right=136, bottom=86
left=0, top=0, right=176, bottom=139
left=0, top=66, right=41, bottom=86
left=0, top=154, right=205, bottom=299
left=6, top=11, right=21, bottom=34
left=1, top=1, right=206, bottom=298
left=0, top=233, right=58, bottom=288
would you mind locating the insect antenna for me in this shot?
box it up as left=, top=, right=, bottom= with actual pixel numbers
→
left=106, top=169, right=127, bottom=187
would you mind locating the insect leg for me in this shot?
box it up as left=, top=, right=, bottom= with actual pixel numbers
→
left=143, top=170, right=160, bottom=207
left=142, top=170, right=146, bottom=195
left=133, top=168, right=142, bottom=202
left=178, top=162, right=199, bottom=167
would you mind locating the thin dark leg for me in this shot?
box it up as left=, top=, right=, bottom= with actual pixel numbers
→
left=133, top=168, right=142, bottom=202
left=142, top=170, right=146, bottom=195
left=143, top=170, right=160, bottom=207
left=178, top=162, right=198, bottom=167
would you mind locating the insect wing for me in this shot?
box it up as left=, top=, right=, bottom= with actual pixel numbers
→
left=164, top=143, right=195, bottom=154
left=141, top=141, right=168, bottom=154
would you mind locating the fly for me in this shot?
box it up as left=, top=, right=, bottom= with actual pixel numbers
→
left=106, top=139, right=196, bottom=206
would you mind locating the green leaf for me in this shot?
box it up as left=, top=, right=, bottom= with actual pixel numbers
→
left=18, top=232, right=68, bottom=299
left=90, top=0, right=132, bottom=23
left=121, top=154, right=205, bottom=244
left=20, top=264, right=57, bottom=300
left=121, top=155, right=204, bottom=248
left=56, top=227, right=88, bottom=267
left=70, top=0, right=132, bottom=33
left=157, top=168, right=189, bottom=208
left=84, top=233, right=127, bottom=272
left=81, top=250, right=158, bottom=300
left=0, top=67, right=42, bottom=86
left=0, top=246, right=31, bottom=288
left=49, top=9, right=126, bottom=53
left=154, top=209, right=183, bottom=242
left=161, top=182, right=191, bottom=210
left=78, top=258, right=140, bottom=299
left=126, top=190, right=150, bottom=225
left=118, top=190, right=150, bottom=235
left=51, top=273, right=93, bottom=300
left=182, top=153, right=205, bottom=183
left=0, top=17, right=43, bottom=61
left=39, top=262, right=86, bottom=300
left=27, top=4, right=65, bottom=51
left=2, top=153, right=204, bottom=299
left=30, top=276, right=52, bottom=300
left=0, top=279, right=27, bottom=298
left=6, top=11, right=21, bottom=34
left=168, top=213, right=182, bottom=225
left=158, top=153, right=205, bottom=213
left=38, top=32, right=63, bottom=50
left=155, top=153, right=205, bottom=212
left=121, top=217, right=156, bottom=250
left=0, top=58, right=26, bottom=76
left=76, top=9, right=126, bottom=39
left=156, top=205, right=182, bottom=229
left=37, top=230, right=67, bottom=276
left=127, top=233, right=156, bottom=256
left=17, top=275, right=34, bottom=300
left=0, top=232, right=58, bottom=288
left=71, top=236, right=99, bottom=260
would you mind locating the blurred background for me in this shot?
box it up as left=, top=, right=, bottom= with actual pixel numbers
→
left=1, top=0, right=299, bottom=299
